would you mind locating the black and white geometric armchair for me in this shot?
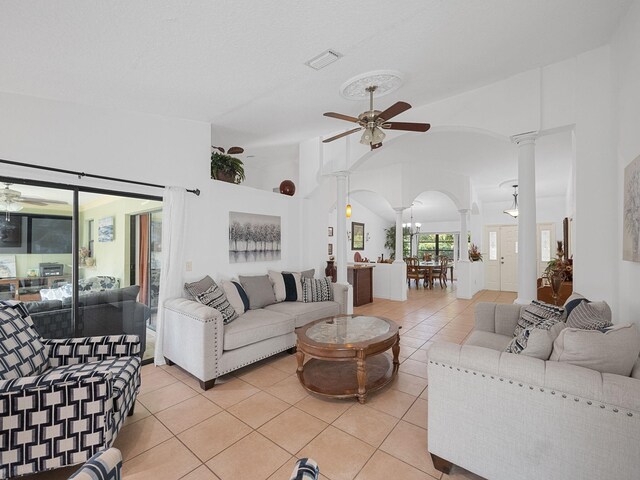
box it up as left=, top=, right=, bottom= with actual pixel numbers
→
left=0, top=301, right=141, bottom=479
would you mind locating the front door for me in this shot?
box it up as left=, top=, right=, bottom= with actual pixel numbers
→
left=500, top=225, right=519, bottom=292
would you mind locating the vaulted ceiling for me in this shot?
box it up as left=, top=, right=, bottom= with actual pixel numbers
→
left=0, top=0, right=631, bottom=148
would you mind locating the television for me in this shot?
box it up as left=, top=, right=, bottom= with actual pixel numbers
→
left=29, top=216, right=72, bottom=254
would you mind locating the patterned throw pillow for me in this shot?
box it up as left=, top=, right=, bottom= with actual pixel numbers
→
left=505, top=300, right=565, bottom=359
left=0, top=301, right=49, bottom=379
left=184, top=275, right=216, bottom=299
left=194, top=282, right=238, bottom=324
left=301, top=277, right=334, bottom=303
left=222, top=281, right=250, bottom=315
left=566, top=300, right=612, bottom=330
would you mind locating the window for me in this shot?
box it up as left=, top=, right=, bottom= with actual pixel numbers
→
left=415, top=233, right=455, bottom=259
left=541, top=229, right=551, bottom=262
left=489, top=231, right=497, bottom=260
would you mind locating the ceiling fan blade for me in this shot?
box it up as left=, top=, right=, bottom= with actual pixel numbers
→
left=20, top=200, right=49, bottom=206
left=378, top=101, right=412, bottom=121
left=322, top=127, right=363, bottom=143
left=371, top=142, right=383, bottom=150
left=212, top=146, right=225, bottom=153
left=20, top=196, right=69, bottom=205
left=381, top=122, right=431, bottom=132
left=227, top=147, right=244, bottom=155
left=323, top=112, right=360, bottom=123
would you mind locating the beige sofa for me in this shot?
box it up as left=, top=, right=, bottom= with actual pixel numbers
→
left=427, top=302, right=640, bottom=480
left=162, top=283, right=349, bottom=389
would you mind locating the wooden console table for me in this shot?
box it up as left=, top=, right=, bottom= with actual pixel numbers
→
left=347, top=266, right=373, bottom=307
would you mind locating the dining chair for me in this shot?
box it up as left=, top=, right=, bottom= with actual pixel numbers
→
left=405, top=257, right=423, bottom=287
left=432, top=256, right=450, bottom=288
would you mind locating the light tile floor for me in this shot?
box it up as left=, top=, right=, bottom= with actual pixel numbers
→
left=24, top=287, right=516, bottom=480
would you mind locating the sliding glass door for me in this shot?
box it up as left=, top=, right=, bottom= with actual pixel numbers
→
left=0, top=176, right=162, bottom=363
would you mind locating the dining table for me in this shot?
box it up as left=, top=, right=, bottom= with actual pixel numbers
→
left=418, top=261, right=454, bottom=289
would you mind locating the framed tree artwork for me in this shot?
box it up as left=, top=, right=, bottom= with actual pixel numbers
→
left=351, top=222, right=365, bottom=250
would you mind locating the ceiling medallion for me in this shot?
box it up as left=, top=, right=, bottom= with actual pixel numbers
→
left=340, top=70, right=404, bottom=101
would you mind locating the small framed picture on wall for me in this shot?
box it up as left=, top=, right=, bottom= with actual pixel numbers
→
left=328, top=227, right=333, bottom=237
left=328, top=243, right=333, bottom=255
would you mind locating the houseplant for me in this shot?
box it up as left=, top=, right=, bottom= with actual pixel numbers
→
left=469, top=243, right=483, bottom=261
left=211, top=150, right=245, bottom=184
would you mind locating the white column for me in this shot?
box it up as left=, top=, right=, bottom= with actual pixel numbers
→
left=335, top=172, right=348, bottom=284
left=453, top=234, right=459, bottom=264
left=458, top=209, right=470, bottom=262
left=393, top=208, right=405, bottom=263
left=512, top=132, right=538, bottom=304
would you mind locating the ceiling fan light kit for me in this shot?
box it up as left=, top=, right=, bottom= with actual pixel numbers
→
left=323, top=84, right=430, bottom=150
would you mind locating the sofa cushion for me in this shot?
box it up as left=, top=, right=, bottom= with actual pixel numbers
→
left=223, top=309, right=294, bottom=350
left=195, top=282, right=238, bottom=325
left=301, top=277, right=333, bottom=303
left=0, top=301, right=48, bottom=379
left=550, top=324, right=640, bottom=376
left=78, top=276, right=120, bottom=292
left=505, top=300, right=565, bottom=359
left=264, top=301, right=339, bottom=328
left=184, top=275, right=215, bottom=299
left=268, top=270, right=287, bottom=302
left=39, top=283, right=73, bottom=300
left=40, top=355, right=141, bottom=413
left=464, top=330, right=513, bottom=351
left=239, top=275, right=277, bottom=309
left=78, top=286, right=141, bottom=306
left=222, top=281, right=250, bottom=315
left=566, top=300, right=612, bottom=330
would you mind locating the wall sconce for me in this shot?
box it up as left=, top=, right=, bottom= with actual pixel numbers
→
left=366, top=233, right=370, bottom=242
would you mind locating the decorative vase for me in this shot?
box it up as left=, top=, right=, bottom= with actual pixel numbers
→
left=325, top=260, right=337, bottom=283
left=279, top=180, right=296, bottom=196
left=549, top=274, right=563, bottom=305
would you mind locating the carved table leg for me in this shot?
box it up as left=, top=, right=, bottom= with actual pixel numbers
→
left=296, top=348, right=305, bottom=375
left=392, top=335, right=400, bottom=372
left=356, top=351, right=367, bottom=404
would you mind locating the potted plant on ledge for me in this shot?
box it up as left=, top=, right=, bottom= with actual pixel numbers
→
left=211, top=149, right=246, bottom=184
left=469, top=243, right=483, bottom=262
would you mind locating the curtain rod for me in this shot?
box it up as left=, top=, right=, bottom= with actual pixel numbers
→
left=0, top=158, right=200, bottom=196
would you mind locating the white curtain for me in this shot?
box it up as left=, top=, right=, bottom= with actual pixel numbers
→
left=154, top=186, right=187, bottom=366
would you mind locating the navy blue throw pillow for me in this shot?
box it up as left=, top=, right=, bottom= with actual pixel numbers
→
left=282, top=273, right=298, bottom=301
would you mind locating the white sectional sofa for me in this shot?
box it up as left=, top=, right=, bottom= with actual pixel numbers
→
left=427, top=302, right=640, bottom=480
left=162, top=283, right=349, bottom=389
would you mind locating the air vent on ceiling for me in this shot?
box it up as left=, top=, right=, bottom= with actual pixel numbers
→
left=305, top=50, right=342, bottom=70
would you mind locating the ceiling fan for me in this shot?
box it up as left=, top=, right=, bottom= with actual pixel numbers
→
left=0, top=183, right=69, bottom=219
left=212, top=146, right=245, bottom=155
left=322, top=85, right=431, bottom=150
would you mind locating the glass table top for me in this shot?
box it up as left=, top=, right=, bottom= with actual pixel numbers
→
left=305, top=316, right=391, bottom=345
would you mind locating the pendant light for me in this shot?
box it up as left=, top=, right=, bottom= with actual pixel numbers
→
left=346, top=175, right=352, bottom=218
left=503, top=185, right=519, bottom=218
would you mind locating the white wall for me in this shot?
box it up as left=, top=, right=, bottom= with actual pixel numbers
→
left=612, top=0, right=640, bottom=326
left=0, top=92, right=305, bottom=288
left=571, top=46, right=618, bottom=309
left=327, top=197, right=393, bottom=263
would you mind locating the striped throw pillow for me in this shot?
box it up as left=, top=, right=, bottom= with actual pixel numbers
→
left=505, top=300, right=565, bottom=358
left=222, top=281, right=250, bottom=315
left=195, top=281, right=238, bottom=324
left=566, top=300, right=612, bottom=330
left=301, top=277, right=333, bottom=303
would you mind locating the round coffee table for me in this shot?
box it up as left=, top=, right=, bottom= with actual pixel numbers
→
left=295, top=315, right=400, bottom=404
